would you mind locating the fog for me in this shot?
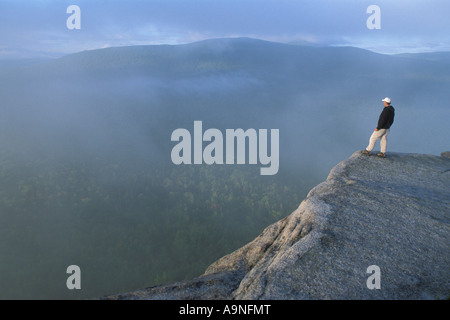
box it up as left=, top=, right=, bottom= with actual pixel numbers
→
left=0, top=38, right=449, bottom=299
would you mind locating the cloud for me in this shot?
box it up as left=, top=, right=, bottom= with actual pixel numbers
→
left=0, top=0, right=449, bottom=58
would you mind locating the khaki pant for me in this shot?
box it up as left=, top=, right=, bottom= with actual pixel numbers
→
left=366, top=129, right=389, bottom=153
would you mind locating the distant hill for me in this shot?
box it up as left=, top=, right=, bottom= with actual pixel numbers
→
left=395, top=51, right=450, bottom=64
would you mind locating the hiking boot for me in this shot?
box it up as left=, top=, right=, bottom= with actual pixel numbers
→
left=376, top=152, right=386, bottom=158
left=361, top=150, right=370, bottom=155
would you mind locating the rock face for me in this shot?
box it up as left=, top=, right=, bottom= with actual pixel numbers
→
left=104, top=151, right=450, bottom=300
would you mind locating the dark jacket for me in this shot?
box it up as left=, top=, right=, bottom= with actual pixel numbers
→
left=377, top=105, right=395, bottom=130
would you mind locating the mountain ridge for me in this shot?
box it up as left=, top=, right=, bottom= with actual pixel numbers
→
left=3, top=37, right=448, bottom=77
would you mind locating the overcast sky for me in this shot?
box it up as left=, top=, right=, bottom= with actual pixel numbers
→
left=1, top=0, right=450, bottom=59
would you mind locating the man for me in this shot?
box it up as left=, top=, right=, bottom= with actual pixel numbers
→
left=362, top=97, right=395, bottom=158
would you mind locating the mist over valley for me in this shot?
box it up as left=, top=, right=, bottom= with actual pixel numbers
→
left=0, top=38, right=448, bottom=299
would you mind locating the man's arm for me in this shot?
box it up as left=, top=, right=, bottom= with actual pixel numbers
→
left=376, top=109, right=388, bottom=130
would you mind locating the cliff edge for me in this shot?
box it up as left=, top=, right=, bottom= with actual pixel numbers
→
left=104, top=151, right=450, bottom=300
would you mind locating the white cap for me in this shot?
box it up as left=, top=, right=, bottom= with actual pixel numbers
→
left=382, top=97, right=391, bottom=104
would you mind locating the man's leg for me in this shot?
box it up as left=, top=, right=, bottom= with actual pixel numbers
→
left=379, top=129, right=389, bottom=153
left=366, top=129, right=385, bottom=152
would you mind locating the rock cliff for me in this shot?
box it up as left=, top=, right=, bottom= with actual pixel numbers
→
left=104, top=151, right=450, bottom=300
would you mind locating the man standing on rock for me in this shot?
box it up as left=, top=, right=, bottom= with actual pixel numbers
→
left=362, top=97, right=395, bottom=158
